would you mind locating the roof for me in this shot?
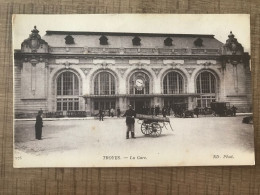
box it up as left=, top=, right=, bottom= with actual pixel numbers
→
left=42, top=30, right=224, bottom=49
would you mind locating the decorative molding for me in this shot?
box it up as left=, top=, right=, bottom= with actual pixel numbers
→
left=185, top=68, right=196, bottom=76
left=80, top=68, right=92, bottom=76
left=56, top=59, right=79, bottom=64
left=65, top=61, right=70, bottom=69
left=50, top=67, right=55, bottom=73
left=93, top=59, right=115, bottom=65
left=152, top=68, right=162, bottom=77
left=116, top=68, right=128, bottom=77
left=129, top=59, right=150, bottom=65
left=197, top=60, right=216, bottom=65
left=163, top=60, right=184, bottom=65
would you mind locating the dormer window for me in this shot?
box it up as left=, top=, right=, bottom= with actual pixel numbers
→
left=65, top=35, right=75, bottom=44
left=132, top=36, right=141, bottom=46
left=194, top=38, right=203, bottom=47
left=164, top=37, right=173, bottom=46
left=99, top=35, right=108, bottom=45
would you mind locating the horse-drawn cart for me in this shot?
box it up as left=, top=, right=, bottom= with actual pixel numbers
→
left=136, top=114, right=173, bottom=137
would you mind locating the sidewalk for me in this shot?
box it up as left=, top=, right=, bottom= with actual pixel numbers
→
left=14, top=113, right=253, bottom=121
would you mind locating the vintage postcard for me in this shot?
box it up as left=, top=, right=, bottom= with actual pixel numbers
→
left=13, top=14, right=254, bottom=167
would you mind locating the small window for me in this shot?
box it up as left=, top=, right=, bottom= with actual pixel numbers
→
left=132, top=36, right=141, bottom=46
left=164, top=37, right=173, bottom=46
left=99, top=35, right=108, bottom=45
left=65, top=35, right=75, bottom=44
left=194, top=38, right=203, bottom=47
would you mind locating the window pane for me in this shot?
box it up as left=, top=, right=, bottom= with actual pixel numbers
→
left=57, top=102, right=61, bottom=111
left=196, top=72, right=216, bottom=94
left=57, top=72, right=79, bottom=96
left=94, top=72, right=116, bottom=95
left=63, top=101, right=67, bottom=111
left=163, top=72, right=183, bottom=94
left=94, top=102, right=99, bottom=110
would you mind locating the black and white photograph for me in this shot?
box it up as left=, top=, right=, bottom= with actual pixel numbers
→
left=13, top=14, right=254, bottom=167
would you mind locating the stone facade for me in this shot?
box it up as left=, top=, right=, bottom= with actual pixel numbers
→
left=14, top=26, right=251, bottom=117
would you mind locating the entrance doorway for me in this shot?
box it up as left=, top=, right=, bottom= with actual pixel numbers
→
left=130, top=99, right=150, bottom=114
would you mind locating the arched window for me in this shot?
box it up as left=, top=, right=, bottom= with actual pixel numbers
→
left=163, top=71, right=183, bottom=94
left=196, top=71, right=216, bottom=108
left=56, top=71, right=79, bottom=111
left=94, top=72, right=115, bottom=95
left=129, top=72, right=150, bottom=94
left=196, top=71, right=215, bottom=93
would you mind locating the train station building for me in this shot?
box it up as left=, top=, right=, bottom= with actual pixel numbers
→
left=14, top=26, right=251, bottom=117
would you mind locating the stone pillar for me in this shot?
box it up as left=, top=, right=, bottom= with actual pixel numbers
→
left=84, top=97, right=91, bottom=115
left=188, top=96, right=194, bottom=110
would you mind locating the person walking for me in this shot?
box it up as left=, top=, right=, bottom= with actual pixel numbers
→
left=123, top=105, right=136, bottom=139
left=117, top=107, right=121, bottom=118
left=162, top=106, right=167, bottom=117
left=231, top=105, right=237, bottom=116
left=111, top=108, right=115, bottom=117
left=35, top=111, right=43, bottom=140
left=194, top=106, right=199, bottom=118
left=99, top=109, right=104, bottom=121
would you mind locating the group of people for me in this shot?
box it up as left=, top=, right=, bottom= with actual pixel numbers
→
left=139, top=105, right=161, bottom=116
left=34, top=104, right=239, bottom=141
left=139, top=105, right=187, bottom=117
left=98, top=107, right=121, bottom=121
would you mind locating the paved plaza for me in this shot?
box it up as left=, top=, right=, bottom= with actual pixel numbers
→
left=14, top=116, right=254, bottom=167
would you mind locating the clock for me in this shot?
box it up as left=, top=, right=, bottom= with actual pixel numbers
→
left=135, top=79, right=144, bottom=87
left=135, top=79, right=144, bottom=90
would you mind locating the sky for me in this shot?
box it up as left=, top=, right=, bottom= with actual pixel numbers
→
left=12, top=14, right=250, bottom=52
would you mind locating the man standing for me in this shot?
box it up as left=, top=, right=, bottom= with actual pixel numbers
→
left=231, top=105, right=238, bottom=116
left=99, top=109, right=104, bottom=121
left=123, top=105, right=136, bottom=139
left=35, top=111, right=43, bottom=140
left=110, top=108, right=115, bottom=117
left=117, top=107, right=121, bottom=118
left=194, top=106, right=199, bottom=118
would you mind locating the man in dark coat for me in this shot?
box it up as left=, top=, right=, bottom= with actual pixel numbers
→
left=117, top=107, right=121, bottom=118
left=123, top=105, right=136, bottom=139
left=35, top=111, right=43, bottom=140
left=194, top=106, right=199, bottom=118
left=99, top=109, right=104, bottom=121
left=231, top=105, right=238, bottom=116
left=162, top=107, right=167, bottom=117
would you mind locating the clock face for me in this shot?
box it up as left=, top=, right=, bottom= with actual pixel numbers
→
left=135, top=79, right=144, bottom=87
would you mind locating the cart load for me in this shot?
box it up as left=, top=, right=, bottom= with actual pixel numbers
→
left=135, top=114, right=173, bottom=137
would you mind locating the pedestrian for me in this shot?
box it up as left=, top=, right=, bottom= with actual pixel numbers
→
left=155, top=106, right=159, bottom=116
left=35, top=110, right=43, bottom=140
left=231, top=105, right=237, bottom=116
left=162, top=106, right=167, bottom=117
left=99, top=109, right=104, bottom=121
left=108, top=108, right=111, bottom=117
left=123, top=105, right=136, bottom=139
left=194, top=106, right=199, bottom=118
left=117, top=107, right=121, bottom=118
left=111, top=108, right=115, bottom=117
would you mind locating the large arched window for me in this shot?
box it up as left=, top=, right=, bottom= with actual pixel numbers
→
left=94, top=72, right=115, bottom=95
left=56, top=71, right=79, bottom=111
left=196, top=71, right=215, bottom=93
left=196, top=71, right=216, bottom=108
left=129, top=72, right=150, bottom=94
left=163, top=71, right=183, bottom=94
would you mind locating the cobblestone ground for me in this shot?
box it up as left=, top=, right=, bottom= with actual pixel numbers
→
left=14, top=116, right=254, bottom=167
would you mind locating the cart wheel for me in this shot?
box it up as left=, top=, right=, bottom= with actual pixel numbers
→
left=141, top=122, right=152, bottom=135
left=150, top=122, right=162, bottom=137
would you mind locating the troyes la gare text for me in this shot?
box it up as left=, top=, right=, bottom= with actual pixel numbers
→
left=14, top=26, right=251, bottom=118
